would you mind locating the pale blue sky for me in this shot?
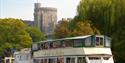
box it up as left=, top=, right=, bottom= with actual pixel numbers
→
left=0, top=0, right=80, bottom=21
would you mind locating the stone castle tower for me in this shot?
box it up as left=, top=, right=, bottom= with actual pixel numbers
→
left=34, top=3, right=57, bottom=37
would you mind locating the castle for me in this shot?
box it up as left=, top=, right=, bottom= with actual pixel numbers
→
left=34, top=3, right=57, bottom=38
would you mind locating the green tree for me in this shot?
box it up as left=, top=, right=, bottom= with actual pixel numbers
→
left=76, top=0, right=114, bottom=35
left=76, top=0, right=125, bottom=62
left=112, top=33, right=125, bottom=62
left=26, top=27, right=46, bottom=42
left=111, top=19, right=125, bottom=62
left=0, top=18, right=32, bottom=56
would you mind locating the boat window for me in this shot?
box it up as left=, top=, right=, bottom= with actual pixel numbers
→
left=18, top=56, right=21, bottom=61
left=85, top=37, right=92, bottom=46
left=23, top=54, right=27, bottom=60
left=12, top=59, right=14, bottom=63
left=61, top=40, right=73, bottom=48
left=44, top=59, right=48, bottom=63
left=41, top=59, right=43, bottom=63
left=105, top=38, right=111, bottom=47
left=77, top=57, right=86, bottom=63
left=44, top=42, right=50, bottom=49
left=96, top=37, right=104, bottom=46
left=61, top=41, right=66, bottom=48
left=32, top=44, right=38, bottom=51
left=38, top=43, right=41, bottom=50
left=53, top=42, right=58, bottom=48
left=100, top=38, right=103, bottom=45
left=96, top=37, right=100, bottom=46
left=49, top=58, right=57, bottom=63
left=89, top=57, right=101, bottom=60
left=57, top=58, right=64, bottom=63
left=103, top=57, right=110, bottom=60
left=19, top=54, right=29, bottom=61
left=74, top=39, right=84, bottom=47
left=52, top=42, right=56, bottom=48
left=50, top=42, right=53, bottom=48
left=40, top=43, right=44, bottom=50
left=33, top=59, right=39, bottom=63
left=89, top=57, right=101, bottom=63
left=6, top=59, right=9, bottom=63
left=66, top=57, right=75, bottom=63
left=66, top=57, right=70, bottom=63
left=56, top=41, right=61, bottom=48
left=65, top=40, right=73, bottom=47
left=38, top=59, right=41, bottom=63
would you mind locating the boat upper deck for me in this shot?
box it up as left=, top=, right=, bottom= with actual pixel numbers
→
left=32, top=35, right=111, bottom=52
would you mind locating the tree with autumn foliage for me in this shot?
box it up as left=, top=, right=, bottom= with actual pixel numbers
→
left=69, top=20, right=100, bottom=37
left=54, top=20, right=70, bottom=39
left=54, top=19, right=100, bottom=38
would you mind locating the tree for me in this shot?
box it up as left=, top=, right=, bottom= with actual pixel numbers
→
left=54, top=19, right=100, bottom=38
left=0, top=18, right=32, bottom=56
left=76, top=0, right=125, bottom=62
left=69, top=20, right=100, bottom=36
left=111, top=18, right=125, bottom=62
left=54, top=20, right=70, bottom=39
left=76, top=0, right=114, bottom=35
left=26, top=27, right=46, bottom=42
left=112, top=31, right=125, bottom=63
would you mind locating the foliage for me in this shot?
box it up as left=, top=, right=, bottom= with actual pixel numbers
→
left=0, top=18, right=32, bottom=56
left=54, top=20, right=70, bottom=39
left=77, top=0, right=114, bottom=35
left=69, top=20, right=100, bottom=36
left=26, top=27, right=46, bottom=42
left=111, top=20, right=125, bottom=62
left=54, top=19, right=100, bottom=38
left=76, top=0, right=125, bottom=62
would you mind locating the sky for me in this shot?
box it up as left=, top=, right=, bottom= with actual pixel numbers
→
left=0, top=0, right=80, bottom=21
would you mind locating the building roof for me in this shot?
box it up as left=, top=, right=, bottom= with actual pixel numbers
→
left=22, top=20, right=34, bottom=26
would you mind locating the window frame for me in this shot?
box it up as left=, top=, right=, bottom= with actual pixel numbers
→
left=95, top=37, right=104, bottom=47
